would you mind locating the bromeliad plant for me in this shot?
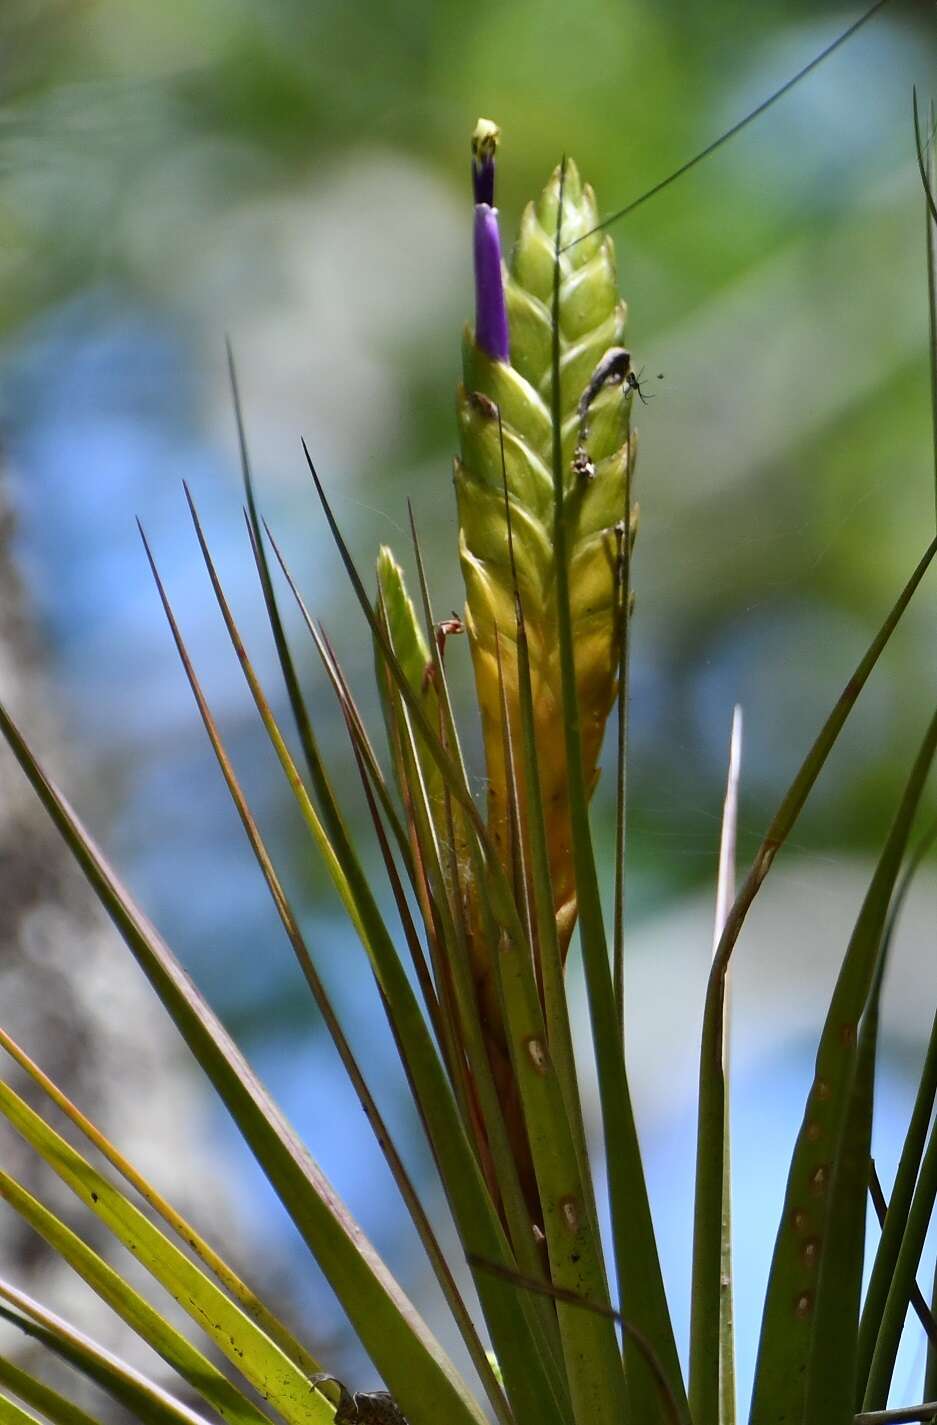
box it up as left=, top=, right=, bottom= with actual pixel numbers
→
left=1, top=96, right=937, bottom=1425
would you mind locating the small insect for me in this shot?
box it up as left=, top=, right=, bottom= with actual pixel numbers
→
left=310, top=1374, right=409, bottom=1425
left=627, top=366, right=665, bottom=406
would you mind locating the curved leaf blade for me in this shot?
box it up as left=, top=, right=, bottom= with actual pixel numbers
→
left=856, top=821, right=937, bottom=1398
left=0, top=1078, right=333, bottom=1425
left=692, top=536, right=937, bottom=1425
left=547, top=161, right=686, bottom=1424
left=0, top=1391, right=44, bottom=1425
left=750, top=704, right=937, bottom=1425
left=0, top=1028, right=325, bottom=1389
left=0, top=700, right=485, bottom=1425
left=0, top=1356, right=101, bottom=1425
left=0, top=1172, right=273, bottom=1425
left=0, top=1280, right=211, bottom=1425
left=864, top=1070, right=937, bottom=1406
left=171, top=498, right=561, bottom=1425
left=804, top=962, right=882, bottom=1425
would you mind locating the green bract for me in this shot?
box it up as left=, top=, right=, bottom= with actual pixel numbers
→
left=457, top=157, right=633, bottom=954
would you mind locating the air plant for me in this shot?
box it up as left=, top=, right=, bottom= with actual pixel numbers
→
left=1, top=37, right=937, bottom=1425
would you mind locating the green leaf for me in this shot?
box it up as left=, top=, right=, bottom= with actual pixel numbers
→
left=0, top=1027, right=326, bottom=1390
left=692, top=534, right=937, bottom=1425
left=0, top=1391, right=44, bottom=1425
left=143, top=511, right=508, bottom=1425
left=374, top=544, right=446, bottom=828
left=803, top=961, right=882, bottom=1425
left=612, top=487, right=633, bottom=1040
left=373, top=547, right=476, bottom=1100
left=750, top=703, right=937, bottom=1425
left=179, top=489, right=578, bottom=1425
left=0, top=1172, right=275, bottom=1425
left=546, top=160, right=687, bottom=1425
left=0, top=1355, right=102, bottom=1425
left=710, top=706, right=742, bottom=1425
left=291, top=446, right=631, bottom=1425
left=856, top=821, right=937, bottom=1399
left=268, top=513, right=568, bottom=1402
left=927, top=1254, right=937, bottom=1402
left=0, top=698, right=484, bottom=1425
left=864, top=1041, right=937, bottom=1407
left=0, top=1078, right=334, bottom=1425
left=497, top=436, right=598, bottom=1249
left=0, top=1279, right=210, bottom=1425
left=299, top=441, right=491, bottom=852
left=490, top=638, right=629, bottom=1425
left=376, top=590, right=574, bottom=1425
left=691, top=702, right=746, bottom=1425
left=259, top=548, right=437, bottom=1037
left=868, top=1165, right=937, bottom=1353
left=467, top=1254, right=685, bottom=1425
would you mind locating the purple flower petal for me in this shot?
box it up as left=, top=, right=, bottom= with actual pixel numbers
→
left=472, top=150, right=495, bottom=207
left=473, top=204, right=509, bottom=363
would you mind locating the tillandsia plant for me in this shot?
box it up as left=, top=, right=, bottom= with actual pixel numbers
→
left=2, top=63, right=937, bottom=1425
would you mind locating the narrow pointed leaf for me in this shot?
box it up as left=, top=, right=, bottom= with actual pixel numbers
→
left=373, top=552, right=474, bottom=1097
left=0, top=1172, right=275, bottom=1425
left=690, top=707, right=743, bottom=1425
left=0, top=1356, right=101, bottom=1425
left=613, top=479, right=634, bottom=1039
left=0, top=1029, right=324, bottom=1387
left=927, top=1256, right=937, bottom=1401
left=497, top=430, right=598, bottom=1247
left=865, top=1047, right=937, bottom=1406
left=266, top=520, right=567, bottom=1374
left=230, top=343, right=337, bottom=839
left=491, top=641, right=629, bottom=1425
left=0, top=698, right=485, bottom=1425
left=176, top=498, right=569, bottom=1425
left=694, top=537, right=936, bottom=1425
left=719, top=712, right=743, bottom=1425
left=0, top=1280, right=211, bottom=1425
left=751, top=704, right=937, bottom=1425
left=0, top=1392, right=44, bottom=1425
left=857, top=821, right=937, bottom=1398
left=804, top=962, right=882, bottom=1425
left=376, top=598, right=574, bottom=1425
left=299, top=444, right=491, bottom=852
left=144, top=514, right=508, bottom=1425
left=0, top=1079, right=333, bottom=1425
left=546, top=162, right=686, bottom=1423
left=868, top=1165, right=937, bottom=1349
left=374, top=546, right=446, bottom=837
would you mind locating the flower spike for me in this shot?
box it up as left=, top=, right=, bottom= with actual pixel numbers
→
left=458, top=127, right=634, bottom=958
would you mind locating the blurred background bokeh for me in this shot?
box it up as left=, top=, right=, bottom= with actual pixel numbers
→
left=1, top=0, right=936, bottom=1415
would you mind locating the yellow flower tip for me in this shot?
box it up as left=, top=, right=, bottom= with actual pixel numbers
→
left=471, top=118, right=501, bottom=165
